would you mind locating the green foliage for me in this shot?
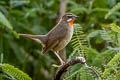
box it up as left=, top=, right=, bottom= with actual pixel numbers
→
left=109, top=23, right=120, bottom=33
left=64, top=67, right=95, bottom=80
left=105, top=2, right=120, bottom=19
left=0, top=11, right=18, bottom=38
left=1, top=0, right=120, bottom=80
left=0, top=64, right=32, bottom=80
left=70, top=24, right=88, bottom=57
left=102, top=52, right=120, bottom=78
left=0, top=12, right=13, bottom=30
left=65, top=19, right=120, bottom=80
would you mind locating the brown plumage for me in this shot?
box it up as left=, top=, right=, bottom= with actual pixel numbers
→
left=19, top=13, right=78, bottom=65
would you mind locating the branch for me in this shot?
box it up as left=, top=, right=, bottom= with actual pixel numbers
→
left=57, top=0, right=68, bottom=21
left=54, top=57, right=86, bottom=80
left=54, top=57, right=101, bottom=80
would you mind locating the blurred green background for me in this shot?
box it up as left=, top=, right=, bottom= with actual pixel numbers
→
left=0, top=0, right=120, bottom=80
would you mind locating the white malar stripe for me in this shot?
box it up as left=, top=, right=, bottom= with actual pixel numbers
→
left=67, top=18, right=72, bottom=22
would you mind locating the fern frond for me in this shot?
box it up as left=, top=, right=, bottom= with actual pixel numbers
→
left=79, top=67, right=94, bottom=80
left=64, top=68, right=81, bottom=80
left=101, top=23, right=120, bottom=33
left=70, top=24, right=88, bottom=58
left=87, top=30, right=101, bottom=48
left=109, top=23, right=120, bottom=33
left=100, top=30, right=113, bottom=42
left=102, top=52, right=120, bottom=78
left=115, top=70, right=120, bottom=80
left=93, top=50, right=114, bottom=67
left=85, top=48, right=99, bottom=64
left=64, top=66, right=102, bottom=80
left=105, top=2, right=120, bottom=19
left=0, top=64, right=32, bottom=80
left=105, top=74, right=117, bottom=80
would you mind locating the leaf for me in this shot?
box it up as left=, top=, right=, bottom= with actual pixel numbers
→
left=109, top=23, right=120, bottom=33
left=85, top=48, right=99, bottom=64
left=106, top=0, right=116, bottom=7
left=71, top=24, right=88, bottom=57
left=0, top=64, right=32, bottom=80
left=52, top=64, right=59, bottom=68
left=12, top=31, right=19, bottom=39
left=102, top=52, right=120, bottom=78
left=0, top=12, right=13, bottom=30
left=0, top=12, right=19, bottom=38
left=10, top=0, right=30, bottom=8
left=105, top=2, right=120, bottom=19
left=93, top=50, right=114, bottom=67
left=87, top=30, right=101, bottom=39
left=100, top=30, right=113, bottom=42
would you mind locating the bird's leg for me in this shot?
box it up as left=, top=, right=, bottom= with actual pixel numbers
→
left=54, top=51, right=65, bottom=65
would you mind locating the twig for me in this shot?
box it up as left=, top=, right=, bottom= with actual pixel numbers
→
left=88, top=67, right=100, bottom=78
left=85, top=63, right=100, bottom=78
left=54, top=57, right=86, bottom=80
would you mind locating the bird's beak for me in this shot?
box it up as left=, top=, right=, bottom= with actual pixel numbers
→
left=75, top=16, right=79, bottom=19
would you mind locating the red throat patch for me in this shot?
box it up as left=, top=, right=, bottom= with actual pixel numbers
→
left=68, top=19, right=74, bottom=26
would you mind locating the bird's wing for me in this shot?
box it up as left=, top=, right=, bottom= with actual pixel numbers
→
left=42, top=25, right=67, bottom=53
left=42, top=40, right=59, bottom=53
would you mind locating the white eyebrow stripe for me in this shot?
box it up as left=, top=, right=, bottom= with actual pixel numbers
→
left=66, top=15, right=73, bottom=17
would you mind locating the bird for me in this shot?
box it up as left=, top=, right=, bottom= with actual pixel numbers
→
left=19, top=13, right=78, bottom=65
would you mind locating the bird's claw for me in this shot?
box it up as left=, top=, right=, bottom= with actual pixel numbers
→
left=59, top=61, right=65, bottom=67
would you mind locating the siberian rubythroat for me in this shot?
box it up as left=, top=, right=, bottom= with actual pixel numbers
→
left=19, top=13, right=78, bottom=65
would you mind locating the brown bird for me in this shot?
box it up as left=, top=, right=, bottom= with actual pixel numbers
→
left=19, top=13, right=78, bottom=65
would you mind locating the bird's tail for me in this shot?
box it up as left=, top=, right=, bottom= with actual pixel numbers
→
left=18, top=33, right=47, bottom=46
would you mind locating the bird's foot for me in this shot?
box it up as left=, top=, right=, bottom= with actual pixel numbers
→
left=59, top=61, right=65, bottom=67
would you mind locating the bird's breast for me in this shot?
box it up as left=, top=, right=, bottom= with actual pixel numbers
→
left=53, top=26, right=73, bottom=51
left=63, top=26, right=73, bottom=43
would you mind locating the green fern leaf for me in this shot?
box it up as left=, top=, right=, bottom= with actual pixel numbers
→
left=109, top=23, right=120, bottom=33
left=102, top=52, right=120, bottom=78
left=0, top=64, right=32, bottom=80
left=70, top=24, right=88, bottom=58
left=0, top=12, right=13, bottom=30
left=105, top=2, right=120, bottom=19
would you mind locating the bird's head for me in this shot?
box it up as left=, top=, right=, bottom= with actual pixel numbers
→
left=62, top=13, right=79, bottom=26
